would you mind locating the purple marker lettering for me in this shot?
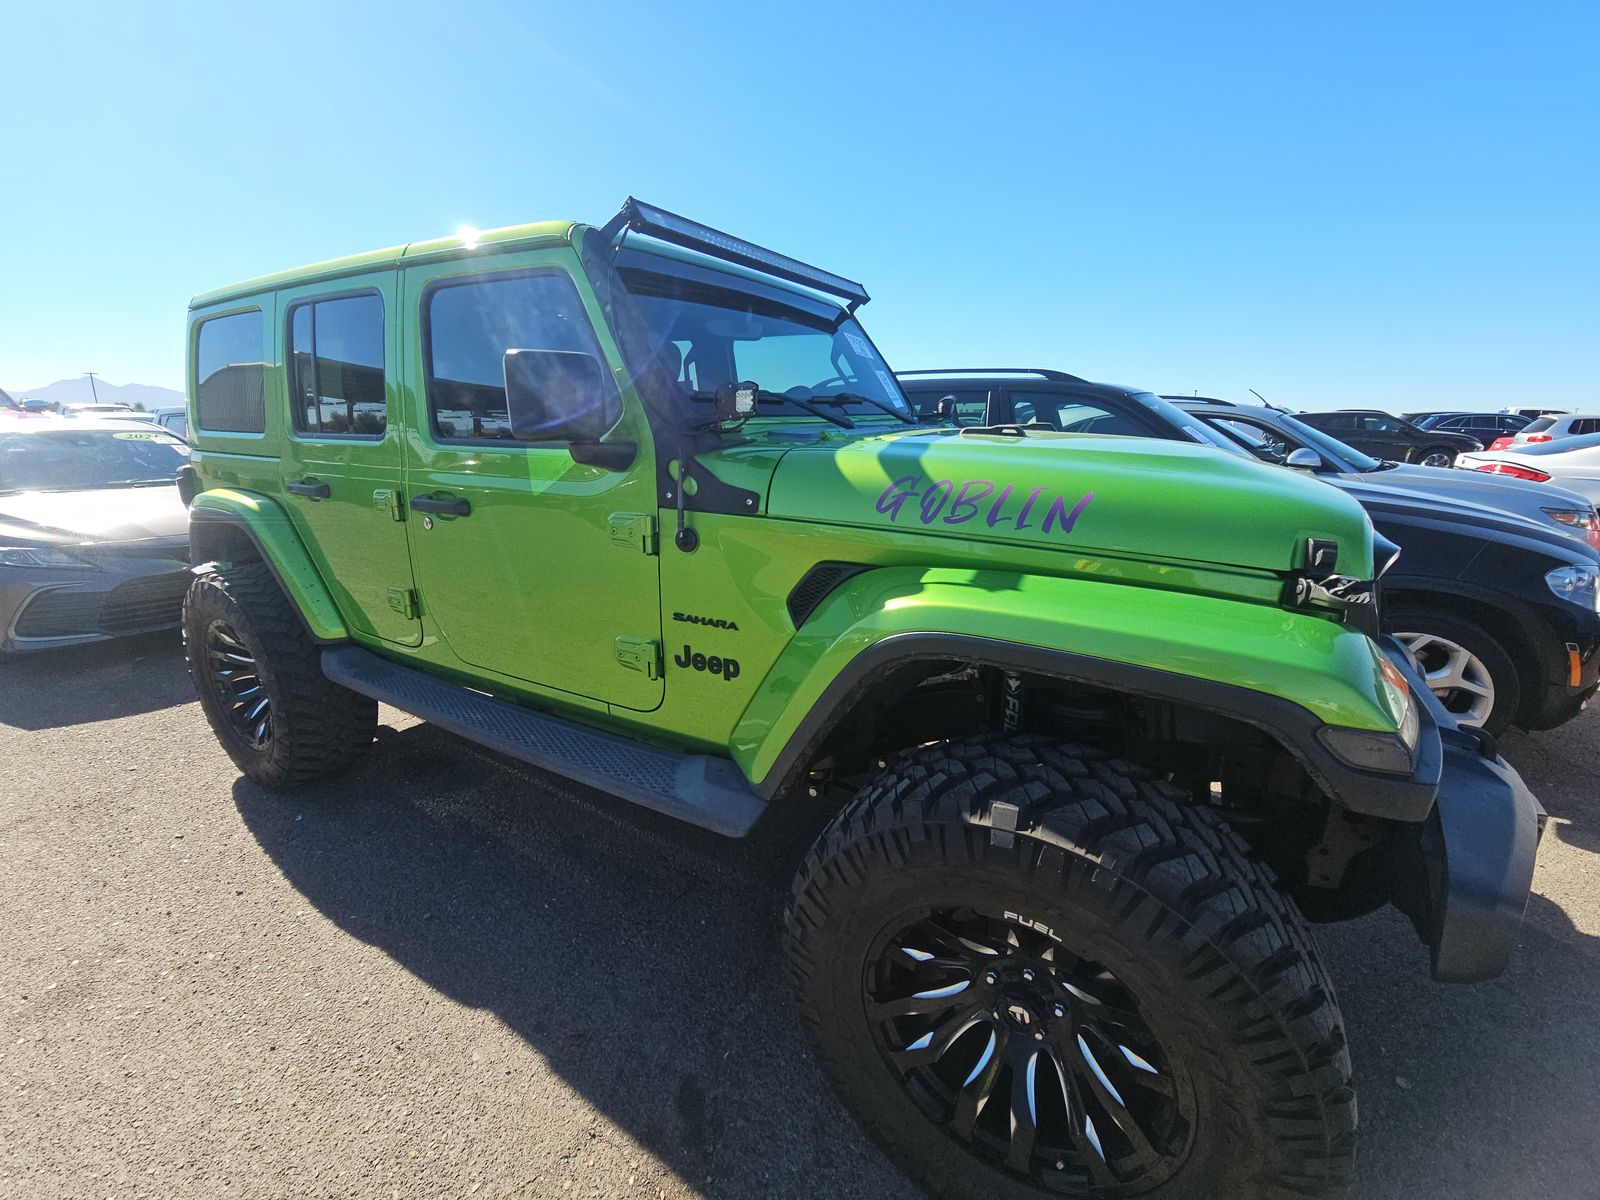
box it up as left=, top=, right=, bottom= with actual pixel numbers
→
left=985, top=484, right=1014, bottom=527
left=876, top=475, right=922, bottom=521
left=945, top=480, right=993, bottom=524
left=1042, top=491, right=1095, bottom=534
left=919, top=480, right=953, bottom=524
left=1014, top=486, right=1045, bottom=530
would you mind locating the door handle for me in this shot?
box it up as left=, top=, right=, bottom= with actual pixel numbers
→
left=410, top=495, right=471, bottom=517
left=287, top=479, right=331, bottom=499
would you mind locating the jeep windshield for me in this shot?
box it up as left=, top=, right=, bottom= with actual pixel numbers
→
left=615, top=254, right=913, bottom=424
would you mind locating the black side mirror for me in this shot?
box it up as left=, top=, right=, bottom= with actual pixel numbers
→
left=503, top=349, right=616, bottom=443
left=503, top=349, right=635, bottom=469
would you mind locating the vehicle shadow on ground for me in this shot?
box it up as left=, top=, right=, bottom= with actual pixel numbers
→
left=235, top=718, right=1600, bottom=1200
left=0, top=632, right=191, bottom=730
left=231, top=721, right=920, bottom=1200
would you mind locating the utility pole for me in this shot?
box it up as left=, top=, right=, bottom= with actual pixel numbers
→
left=85, top=372, right=100, bottom=403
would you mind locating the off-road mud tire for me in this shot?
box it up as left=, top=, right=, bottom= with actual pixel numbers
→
left=184, top=564, right=376, bottom=787
left=786, top=736, right=1355, bottom=1199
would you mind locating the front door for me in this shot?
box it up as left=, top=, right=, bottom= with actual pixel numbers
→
left=1357, top=414, right=1407, bottom=459
left=399, top=254, right=664, bottom=711
left=278, top=273, right=421, bottom=646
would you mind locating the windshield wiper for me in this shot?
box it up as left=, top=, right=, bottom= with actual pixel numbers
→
left=688, top=388, right=855, bottom=430
left=818, top=391, right=917, bottom=426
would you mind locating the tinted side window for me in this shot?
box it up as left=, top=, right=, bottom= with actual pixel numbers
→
left=1011, top=391, right=1151, bottom=438
left=288, top=294, right=386, bottom=437
left=1208, top=417, right=1297, bottom=460
left=425, top=272, right=606, bottom=442
left=1360, top=415, right=1401, bottom=433
left=194, top=310, right=265, bottom=433
left=906, top=387, right=988, bottom=425
left=1572, top=419, right=1600, bottom=436
left=1308, top=413, right=1353, bottom=430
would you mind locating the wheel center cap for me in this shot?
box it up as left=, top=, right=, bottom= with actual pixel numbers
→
left=1003, top=1002, right=1034, bottom=1029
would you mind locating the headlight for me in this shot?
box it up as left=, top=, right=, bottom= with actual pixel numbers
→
left=1545, top=564, right=1600, bottom=612
left=1542, top=506, right=1600, bottom=553
left=0, top=546, right=93, bottom=569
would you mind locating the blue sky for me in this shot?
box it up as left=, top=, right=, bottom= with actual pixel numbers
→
left=2, top=0, right=1594, bottom=411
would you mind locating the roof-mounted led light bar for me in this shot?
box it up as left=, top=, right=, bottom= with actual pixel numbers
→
left=600, top=196, right=870, bottom=310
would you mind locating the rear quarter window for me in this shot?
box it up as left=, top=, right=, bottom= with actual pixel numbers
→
left=194, top=310, right=266, bottom=434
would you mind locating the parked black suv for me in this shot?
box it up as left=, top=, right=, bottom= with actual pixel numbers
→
left=1407, top=411, right=1532, bottom=437
left=1294, top=409, right=1481, bottom=467
left=900, top=372, right=1600, bottom=735
left=1181, top=403, right=1600, bottom=734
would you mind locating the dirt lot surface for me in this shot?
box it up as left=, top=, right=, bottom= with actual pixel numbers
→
left=3, top=633, right=1598, bottom=1199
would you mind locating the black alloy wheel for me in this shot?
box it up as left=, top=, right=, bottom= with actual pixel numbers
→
left=204, top=619, right=272, bottom=749
left=868, top=906, right=1192, bottom=1192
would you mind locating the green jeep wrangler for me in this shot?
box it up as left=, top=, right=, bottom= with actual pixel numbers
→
left=181, top=199, right=1540, bottom=1200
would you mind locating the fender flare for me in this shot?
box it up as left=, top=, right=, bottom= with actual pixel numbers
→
left=189, top=490, right=347, bottom=643
left=732, top=567, right=1437, bottom=822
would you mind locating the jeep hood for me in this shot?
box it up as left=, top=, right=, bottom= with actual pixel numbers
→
left=765, top=429, right=1374, bottom=575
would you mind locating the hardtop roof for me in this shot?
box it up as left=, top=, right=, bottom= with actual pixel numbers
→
left=189, top=205, right=857, bottom=314
left=188, top=219, right=579, bottom=309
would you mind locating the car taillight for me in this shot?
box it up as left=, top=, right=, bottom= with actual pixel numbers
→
left=1475, top=462, right=1552, bottom=482
left=1525, top=434, right=1553, bottom=443
left=1488, top=436, right=1514, bottom=451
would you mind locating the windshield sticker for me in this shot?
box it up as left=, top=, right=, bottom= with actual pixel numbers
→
left=875, top=475, right=1094, bottom=535
left=111, top=430, right=161, bottom=440
left=844, top=331, right=873, bottom=359
left=874, top=368, right=897, bottom=398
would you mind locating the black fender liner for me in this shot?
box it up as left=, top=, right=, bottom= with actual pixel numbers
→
left=755, top=631, right=1442, bottom=823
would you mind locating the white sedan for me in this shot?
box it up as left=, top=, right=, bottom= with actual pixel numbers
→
left=1457, top=432, right=1600, bottom=503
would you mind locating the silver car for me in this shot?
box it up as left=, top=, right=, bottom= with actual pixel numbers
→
left=1457, top=433, right=1600, bottom=506
left=0, top=421, right=191, bottom=654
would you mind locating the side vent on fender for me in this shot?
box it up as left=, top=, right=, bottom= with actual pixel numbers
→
left=787, top=562, right=873, bottom=629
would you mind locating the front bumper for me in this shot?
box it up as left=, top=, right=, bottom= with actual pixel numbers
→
left=1382, top=637, right=1543, bottom=983
left=1518, top=603, right=1600, bottom=731
left=0, top=546, right=189, bottom=653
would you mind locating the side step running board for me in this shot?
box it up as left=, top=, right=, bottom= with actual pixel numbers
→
left=322, top=645, right=765, bottom=837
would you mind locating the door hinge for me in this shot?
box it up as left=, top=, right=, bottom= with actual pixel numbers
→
left=373, top=489, right=404, bottom=521
left=608, top=512, right=658, bottom=556
left=387, top=587, right=420, bottom=620
left=614, top=636, right=661, bottom=679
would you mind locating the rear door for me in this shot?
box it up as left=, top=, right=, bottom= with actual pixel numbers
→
left=277, top=274, right=421, bottom=646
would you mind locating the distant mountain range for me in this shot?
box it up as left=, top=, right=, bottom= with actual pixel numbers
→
left=5, top=377, right=184, bottom=411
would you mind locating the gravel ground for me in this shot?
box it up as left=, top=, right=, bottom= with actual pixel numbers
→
left=2, top=632, right=1597, bottom=1200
